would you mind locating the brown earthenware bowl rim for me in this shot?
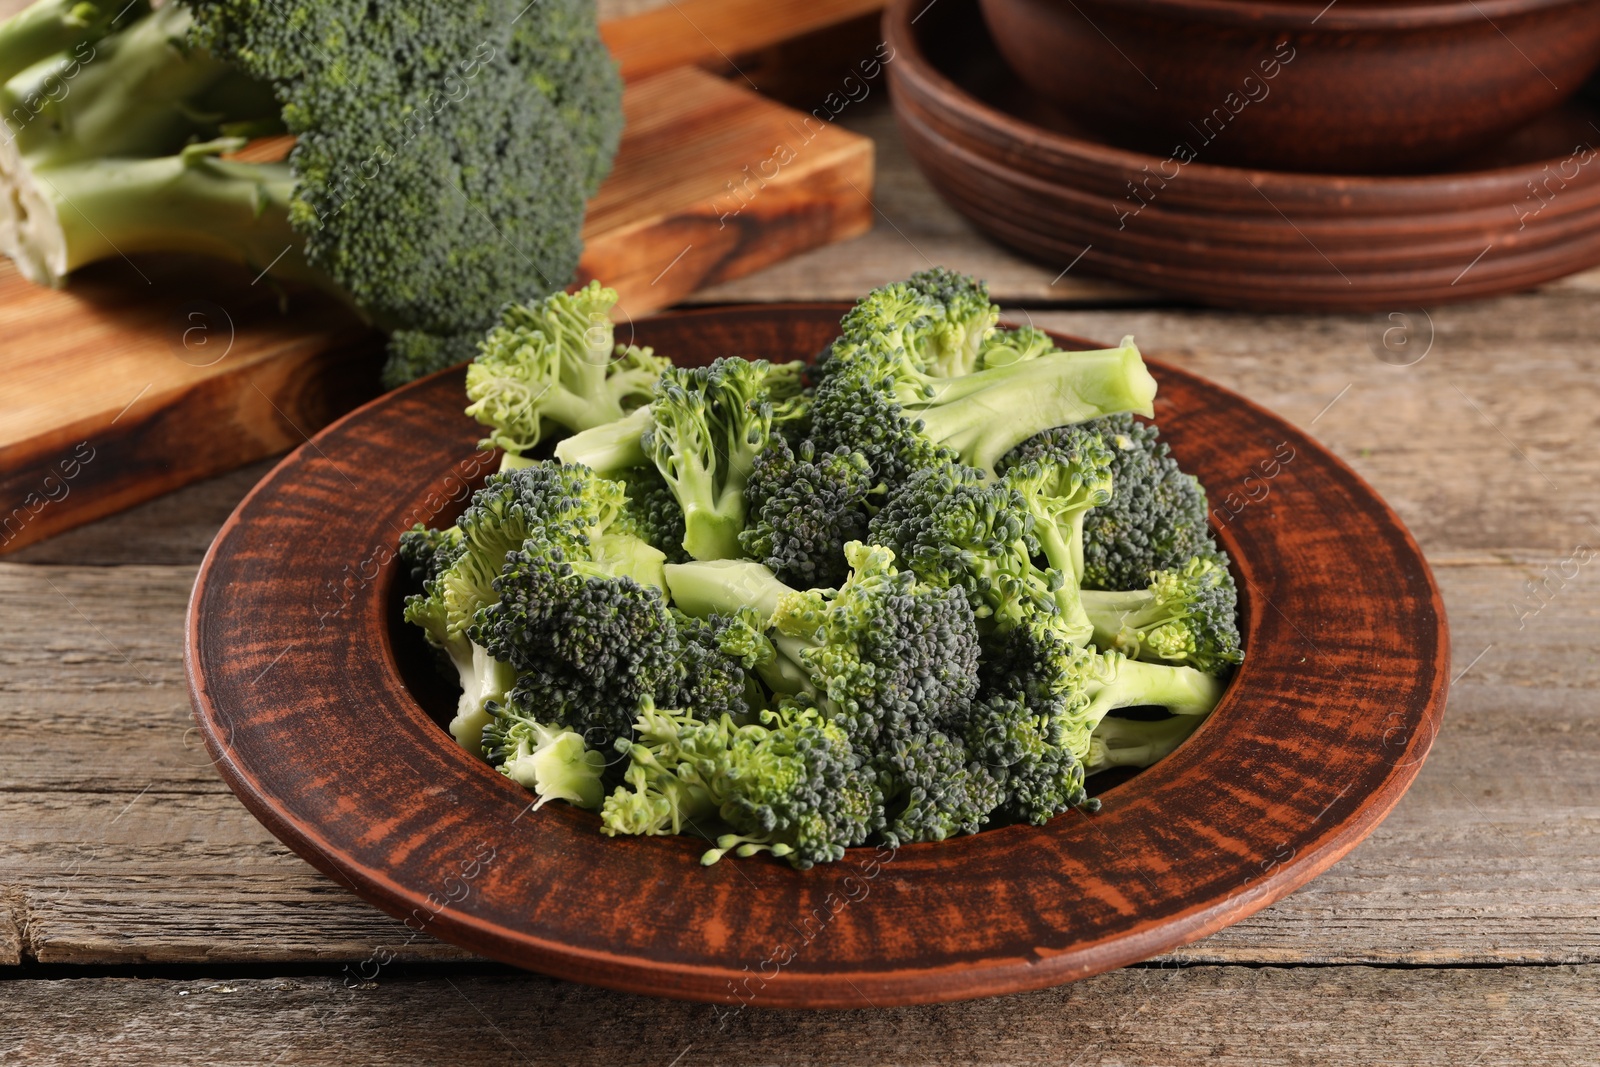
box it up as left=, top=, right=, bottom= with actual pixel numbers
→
left=187, top=303, right=1449, bottom=1007
left=1016, top=0, right=1588, bottom=30
left=891, top=0, right=1600, bottom=192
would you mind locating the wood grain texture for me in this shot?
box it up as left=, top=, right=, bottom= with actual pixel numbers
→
left=600, top=0, right=886, bottom=81
left=2, top=967, right=1597, bottom=1066
left=182, top=305, right=1445, bottom=1006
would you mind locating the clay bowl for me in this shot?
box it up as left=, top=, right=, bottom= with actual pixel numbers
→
left=887, top=0, right=1600, bottom=311
left=187, top=303, right=1448, bottom=1007
left=977, top=0, right=1600, bottom=174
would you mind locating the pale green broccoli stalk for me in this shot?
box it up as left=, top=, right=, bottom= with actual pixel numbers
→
left=465, top=282, right=670, bottom=457
left=1056, top=645, right=1224, bottom=761
left=1081, top=555, right=1243, bottom=674
left=1086, top=714, right=1205, bottom=775
left=1000, top=431, right=1115, bottom=645
left=813, top=327, right=1157, bottom=490
left=553, top=405, right=653, bottom=475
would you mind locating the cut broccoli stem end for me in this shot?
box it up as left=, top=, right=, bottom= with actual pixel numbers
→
left=0, top=149, right=326, bottom=291
left=911, top=339, right=1158, bottom=475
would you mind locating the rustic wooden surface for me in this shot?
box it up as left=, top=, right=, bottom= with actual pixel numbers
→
left=3, top=80, right=1599, bottom=1062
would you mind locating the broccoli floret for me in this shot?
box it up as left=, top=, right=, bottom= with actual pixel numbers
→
left=1086, top=714, right=1205, bottom=775
left=1082, top=555, right=1244, bottom=674
left=1005, top=414, right=1221, bottom=591
left=601, top=699, right=884, bottom=869
left=877, top=728, right=1003, bottom=846
left=640, top=358, right=806, bottom=561
left=812, top=327, right=1156, bottom=490
left=0, top=0, right=622, bottom=385
left=473, top=543, right=676, bottom=750
left=867, top=464, right=1070, bottom=636
left=398, top=462, right=667, bottom=755
left=667, top=609, right=765, bottom=723
left=480, top=712, right=606, bottom=810
left=739, top=436, right=881, bottom=588
left=839, top=268, right=999, bottom=379
left=465, top=282, right=670, bottom=457
left=665, top=543, right=982, bottom=751
left=999, top=434, right=1115, bottom=644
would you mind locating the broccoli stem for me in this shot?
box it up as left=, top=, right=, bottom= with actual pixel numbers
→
left=553, top=406, right=652, bottom=474
left=6, top=147, right=317, bottom=287
left=3, top=2, right=235, bottom=167
left=0, top=0, right=143, bottom=85
left=1081, top=588, right=1160, bottom=652
left=912, top=337, right=1158, bottom=476
left=1087, top=714, right=1204, bottom=774
left=1031, top=509, right=1093, bottom=644
left=1086, top=656, right=1223, bottom=722
left=664, top=559, right=792, bottom=619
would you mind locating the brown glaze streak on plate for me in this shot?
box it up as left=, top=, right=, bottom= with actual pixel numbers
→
left=186, top=303, right=1448, bottom=1008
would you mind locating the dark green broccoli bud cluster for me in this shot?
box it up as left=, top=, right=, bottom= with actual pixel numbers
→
left=472, top=545, right=679, bottom=748
left=667, top=610, right=762, bottom=724
left=878, top=728, right=1004, bottom=846
left=739, top=436, right=881, bottom=588
left=867, top=464, right=1058, bottom=634
left=1004, top=414, right=1220, bottom=591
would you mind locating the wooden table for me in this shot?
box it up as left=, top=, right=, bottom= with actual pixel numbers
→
left=3, top=99, right=1598, bottom=1065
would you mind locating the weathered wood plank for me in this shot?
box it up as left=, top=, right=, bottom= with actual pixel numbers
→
left=0, top=966, right=1596, bottom=1066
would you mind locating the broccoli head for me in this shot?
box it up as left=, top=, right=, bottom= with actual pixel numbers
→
left=601, top=699, right=884, bottom=869
left=465, top=282, right=670, bottom=457
left=1082, top=555, right=1244, bottom=674
left=812, top=328, right=1156, bottom=491
left=1005, top=414, right=1221, bottom=591
left=0, top=0, right=624, bottom=385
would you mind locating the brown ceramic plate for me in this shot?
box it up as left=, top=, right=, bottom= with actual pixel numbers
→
left=186, top=304, right=1447, bottom=1008
left=888, top=0, right=1600, bottom=311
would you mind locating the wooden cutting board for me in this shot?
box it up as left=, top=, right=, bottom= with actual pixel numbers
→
left=0, top=0, right=878, bottom=555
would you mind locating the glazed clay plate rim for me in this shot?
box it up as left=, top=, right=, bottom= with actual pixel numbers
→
left=885, top=0, right=1600, bottom=198
left=892, top=91, right=1600, bottom=244
left=187, top=303, right=1448, bottom=1008
left=899, top=106, right=1600, bottom=293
